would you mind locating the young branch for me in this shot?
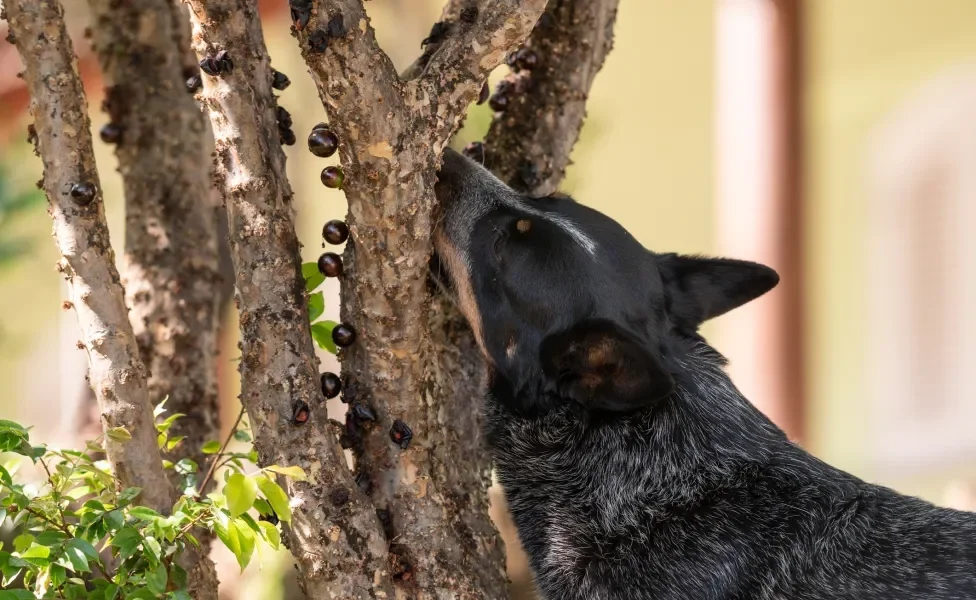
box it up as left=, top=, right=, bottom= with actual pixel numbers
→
left=410, top=0, right=548, bottom=142
left=3, top=0, right=175, bottom=515
left=484, top=0, right=620, bottom=195
left=184, top=0, right=393, bottom=596
left=86, top=0, right=222, bottom=496
left=292, top=0, right=544, bottom=597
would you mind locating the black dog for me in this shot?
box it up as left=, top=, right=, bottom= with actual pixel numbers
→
left=434, top=148, right=976, bottom=600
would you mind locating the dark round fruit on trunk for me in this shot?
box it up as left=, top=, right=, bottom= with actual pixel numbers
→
left=186, top=74, right=202, bottom=93
left=276, top=106, right=293, bottom=128
left=99, top=123, right=122, bottom=145
left=320, top=166, right=345, bottom=189
left=308, top=129, right=339, bottom=157
left=312, top=122, right=329, bottom=132
left=321, top=372, right=342, bottom=399
left=271, top=70, right=291, bottom=90
left=317, top=252, right=343, bottom=277
left=69, top=182, right=96, bottom=206
left=488, top=93, right=508, bottom=112
left=279, top=127, right=296, bottom=146
left=199, top=57, right=219, bottom=76
left=514, top=48, right=539, bottom=71
left=477, top=81, right=490, bottom=105
left=322, top=219, right=349, bottom=244
left=389, top=419, right=413, bottom=450
left=332, top=323, right=356, bottom=347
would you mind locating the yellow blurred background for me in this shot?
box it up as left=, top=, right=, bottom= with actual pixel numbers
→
left=1, top=0, right=975, bottom=598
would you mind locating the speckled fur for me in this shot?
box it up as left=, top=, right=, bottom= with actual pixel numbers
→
left=488, top=342, right=976, bottom=599
left=434, top=148, right=976, bottom=600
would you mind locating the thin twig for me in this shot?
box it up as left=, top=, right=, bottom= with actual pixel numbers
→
left=196, top=405, right=244, bottom=497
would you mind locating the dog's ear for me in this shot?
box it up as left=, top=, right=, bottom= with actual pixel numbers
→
left=659, top=254, right=779, bottom=329
left=540, top=319, right=675, bottom=412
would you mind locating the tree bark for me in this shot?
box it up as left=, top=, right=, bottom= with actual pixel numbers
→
left=184, top=1, right=396, bottom=597
left=484, top=0, right=620, bottom=195
left=84, top=0, right=223, bottom=595
left=4, top=0, right=176, bottom=515
left=291, top=0, right=544, bottom=596
left=425, top=3, right=620, bottom=597
left=86, top=0, right=222, bottom=493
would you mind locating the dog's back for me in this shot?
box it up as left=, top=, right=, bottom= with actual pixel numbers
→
left=489, top=346, right=976, bottom=600
left=433, top=148, right=976, bottom=599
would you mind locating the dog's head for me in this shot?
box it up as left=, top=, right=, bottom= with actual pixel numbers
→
left=434, top=148, right=778, bottom=415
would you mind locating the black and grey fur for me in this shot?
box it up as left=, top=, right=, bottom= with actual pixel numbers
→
left=433, top=148, right=976, bottom=600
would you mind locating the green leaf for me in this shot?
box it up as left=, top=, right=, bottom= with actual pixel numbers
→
left=34, top=530, right=67, bottom=546
left=12, top=534, right=33, bottom=553
left=213, top=513, right=255, bottom=570
left=143, top=536, right=162, bottom=563
left=232, top=429, right=251, bottom=443
left=253, top=498, right=273, bottom=516
left=302, top=262, right=325, bottom=292
left=0, top=590, right=34, bottom=600
left=310, top=320, right=338, bottom=354
left=255, top=475, right=291, bottom=523
left=175, top=458, right=198, bottom=474
left=64, top=543, right=91, bottom=573
left=110, top=527, right=142, bottom=560
left=146, top=562, right=167, bottom=595
left=201, top=440, right=221, bottom=455
left=257, top=521, right=280, bottom=550
left=168, top=592, right=192, bottom=600
left=166, top=436, right=186, bottom=451
left=225, top=473, right=258, bottom=517
left=307, top=291, right=325, bottom=321
left=128, top=506, right=160, bottom=521
left=264, top=465, right=308, bottom=481
left=0, top=420, right=28, bottom=436
left=105, top=427, right=131, bottom=443
left=156, top=413, right=185, bottom=434
left=125, top=590, right=157, bottom=600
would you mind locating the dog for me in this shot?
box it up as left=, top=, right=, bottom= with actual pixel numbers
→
left=433, top=148, right=976, bottom=600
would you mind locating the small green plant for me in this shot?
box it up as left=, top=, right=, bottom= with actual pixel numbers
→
left=0, top=401, right=304, bottom=600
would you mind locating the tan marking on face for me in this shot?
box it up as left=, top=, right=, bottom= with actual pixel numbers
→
left=516, top=218, right=531, bottom=233
left=434, top=230, right=489, bottom=359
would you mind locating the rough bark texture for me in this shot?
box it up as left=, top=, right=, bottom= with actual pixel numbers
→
left=184, top=1, right=394, bottom=597
left=84, top=0, right=222, bottom=594
left=3, top=0, right=175, bottom=515
left=484, top=0, right=620, bottom=195
left=292, top=0, right=544, bottom=597
left=86, top=0, right=222, bottom=493
left=426, top=3, right=621, bottom=598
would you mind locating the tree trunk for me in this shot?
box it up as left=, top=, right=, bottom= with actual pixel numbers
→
left=86, top=0, right=222, bottom=494
left=292, top=0, right=545, bottom=596
left=84, top=0, right=223, bottom=594
left=4, top=0, right=175, bottom=517
left=184, top=1, right=396, bottom=597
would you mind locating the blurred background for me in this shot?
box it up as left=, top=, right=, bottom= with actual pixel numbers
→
left=2, top=0, right=975, bottom=597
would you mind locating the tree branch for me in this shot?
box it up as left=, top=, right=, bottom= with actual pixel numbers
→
left=483, top=0, right=620, bottom=195
left=184, top=0, right=394, bottom=596
left=410, top=0, right=548, bottom=142
left=3, top=0, right=175, bottom=515
left=290, top=0, right=544, bottom=597
left=84, top=3, right=222, bottom=592
left=86, top=0, right=222, bottom=496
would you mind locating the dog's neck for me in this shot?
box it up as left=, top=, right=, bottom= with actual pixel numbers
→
left=486, top=340, right=792, bottom=510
